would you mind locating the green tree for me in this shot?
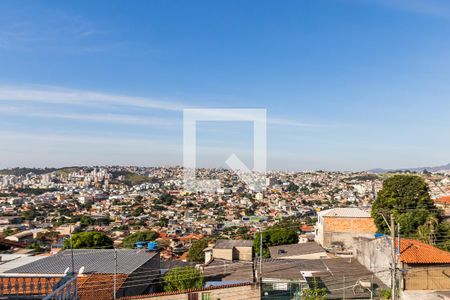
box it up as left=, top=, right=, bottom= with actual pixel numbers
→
left=236, top=227, right=249, bottom=235
left=122, top=231, right=159, bottom=248
left=2, top=228, right=14, bottom=237
left=188, top=238, right=210, bottom=263
left=417, top=216, right=439, bottom=245
left=417, top=217, right=450, bottom=251
left=155, top=193, right=174, bottom=206
left=21, top=209, right=38, bottom=221
left=164, top=266, right=204, bottom=292
left=254, top=227, right=298, bottom=258
left=155, top=217, right=169, bottom=227
left=435, top=222, right=450, bottom=251
left=254, top=231, right=271, bottom=258
left=80, top=216, right=94, bottom=226
left=132, top=207, right=144, bottom=217
left=27, top=242, right=44, bottom=253
left=303, top=278, right=327, bottom=300
left=371, top=175, right=440, bottom=235
left=269, top=228, right=298, bottom=245
left=36, top=231, right=60, bottom=243
left=286, top=182, right=299, bottom=192
left=63, top=232, right=113, bottom=249
left=94, top=217, right=110, bottom=226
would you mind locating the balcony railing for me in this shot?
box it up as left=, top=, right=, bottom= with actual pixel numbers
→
left=43, top=276, right=78, bottom=300
left=0, top=275, right=78, bottom=300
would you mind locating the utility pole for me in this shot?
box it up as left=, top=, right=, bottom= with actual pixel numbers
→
left=397, top=224, right=401, bottom=294
left=114, top=248, right=117, bottom=300
left=259, top=229, right=263, bottom=280
left=390, top=215, right=396, bottom=300
left=70, top=224, right=75, bottom=276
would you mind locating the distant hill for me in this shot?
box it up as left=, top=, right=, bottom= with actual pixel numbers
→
left=0, top=167, right=58, bottom=176
left=368, top=163, right=450, bottom=174
left=0, top=166, right=86, bottom=176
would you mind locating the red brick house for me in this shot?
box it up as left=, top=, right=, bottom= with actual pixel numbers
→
left=315, top=208, right=377, bottom=249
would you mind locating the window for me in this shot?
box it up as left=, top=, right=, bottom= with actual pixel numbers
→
left=188, top=293, right=198, bottom=300
left=202, top=292, right=211, bottom=300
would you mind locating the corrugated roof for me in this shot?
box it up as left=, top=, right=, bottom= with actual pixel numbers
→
left=0, top=255, right=45, bottom=273
left=269, top=243, right=326, bottom=258
left=398, top=239, right=450, bottom=264
left=214, top=239, right=253, bottom=249
left=5, top=249, right=157, bottom=275
left=203, top=259, right=253, bottom=282
left=320, top=208, right=371, bottom=218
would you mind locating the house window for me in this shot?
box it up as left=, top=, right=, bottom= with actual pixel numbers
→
left=202, top=292, right=211, bottom=300
left=188, top=293, right=199, bottom=300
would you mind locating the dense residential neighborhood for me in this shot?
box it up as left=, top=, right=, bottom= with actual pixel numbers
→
left=0, top=167, right=448, bottom=299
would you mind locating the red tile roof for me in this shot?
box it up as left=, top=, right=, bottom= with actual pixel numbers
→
left=397, top=239, right=450, bottom=264
left=178, top=251, right=189, bottom=261
left=301, top=225, right=314, bottom=232
left=435, top=196, right=450, bottom=205
left=0, top=238, right=27, bottom=248
left=0, top=276, right=61, bottom=295
left=179, top=234, right=203, bottom=241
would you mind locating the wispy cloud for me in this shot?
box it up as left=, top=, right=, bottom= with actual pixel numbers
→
left=0, top=85, right=186, bottom=111
left=0, top=106, right=177, bottom=127
left=269, top=118, right=319, bottom=128
left=0, top=85, right=319, bottom=128
left=0, top=130, right=178, bottom=147
left=0, top=9, right=113, bottom=52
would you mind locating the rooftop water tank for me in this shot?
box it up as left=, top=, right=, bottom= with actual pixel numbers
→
left=135, top=241, right=147, bottom=249
left=147, top=241, right=158, bottom=251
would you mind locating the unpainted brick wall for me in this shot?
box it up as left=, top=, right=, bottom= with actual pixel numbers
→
left=324, top=217, right=377, bottom=233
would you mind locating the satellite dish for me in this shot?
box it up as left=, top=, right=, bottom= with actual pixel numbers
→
left=63, top=267, right=70, bottom=275
left=79, top=266, right=85, bottom=275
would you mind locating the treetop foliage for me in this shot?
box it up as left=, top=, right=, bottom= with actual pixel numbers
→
left=63, top=231, right=113, bottom=249
left=122, top=231, right=159, bottom=248
left=164, top=266, right=204, bottom=292
left=254, top=227, right=298, bottom=258
left=371, top=175, right=439, bottom=235
left=188, top=238, right=211, bottom=263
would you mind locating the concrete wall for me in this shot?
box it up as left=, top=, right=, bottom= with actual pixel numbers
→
left=213, top=247, right=253, bottom=261
left=235, top=247, right=253, bottom=261
left=124, top=284, right=260, bottom=300
left=213, top=248, right=233, bottom=261
left=324, top=231, right=375, bottom=249
left=353, top=237, right=392, bottom=287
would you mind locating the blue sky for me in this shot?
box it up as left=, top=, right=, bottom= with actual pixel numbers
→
left=1, top=0, right=450, bottom=171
